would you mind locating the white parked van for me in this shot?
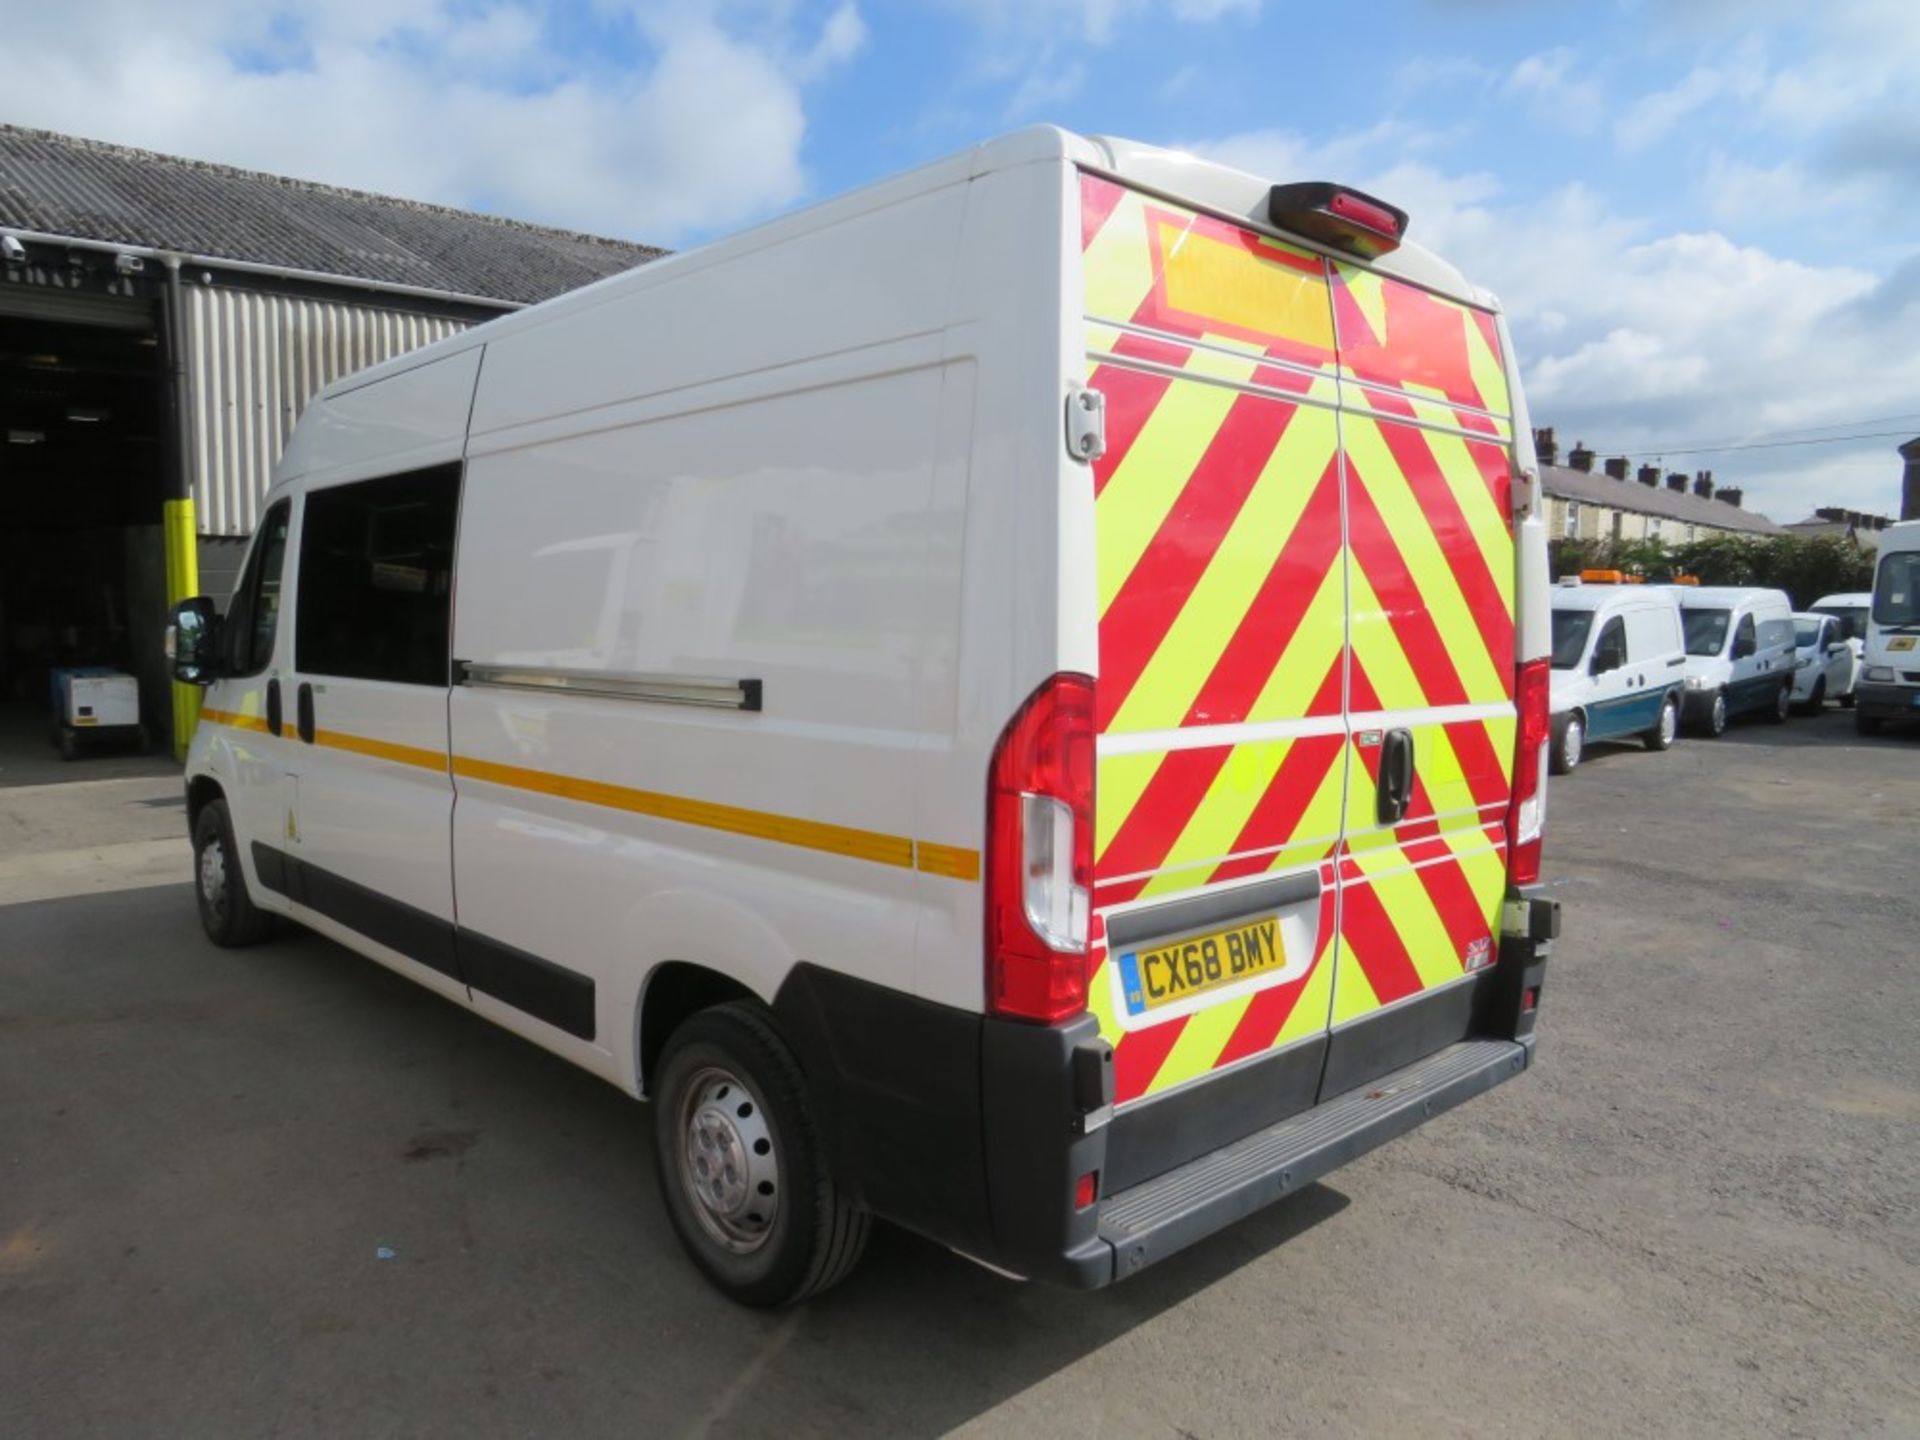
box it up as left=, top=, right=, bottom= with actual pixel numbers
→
left=1789, top=612, right=1859, bottom=711
left=1856, top=520, right=1920, bottom=734
left=165, top=127, right=1558, bottom=1305
left=1547, top=575, right=1686, bottom=772
left=1674, top=586, right=1796, bottom=734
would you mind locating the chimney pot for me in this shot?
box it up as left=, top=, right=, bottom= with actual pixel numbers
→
left=1666, top=472, right=1687, bottom=492
left=1692, top=475, right=1714, bottom=498
left=1604, top=456, right=1630, bottom=480
left=1816, top=506, right=1846, bottom=522
left=1717, top=487, right=1744, bottom=508
left=1637, top=464, right=1661, bottom=487
left=1533, top=427, right=1558, bottom=466
left=1568, top=443, right=1595, bottom=473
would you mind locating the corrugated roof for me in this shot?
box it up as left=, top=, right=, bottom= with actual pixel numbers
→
left=0, top=125, right=665, bottom=306
left=1541, top=463, right=1784, bottom=535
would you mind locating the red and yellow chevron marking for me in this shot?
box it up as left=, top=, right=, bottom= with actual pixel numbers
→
left=1078, top=169, right=1519, bottom=1104
left=1330, top=256, right=1511, bottom=421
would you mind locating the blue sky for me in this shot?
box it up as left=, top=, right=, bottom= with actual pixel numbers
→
left=3, top=0, right=1916, bottom=517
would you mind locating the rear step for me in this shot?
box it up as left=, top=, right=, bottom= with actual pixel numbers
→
left=1098, top=1038, right=1531, bottom=1280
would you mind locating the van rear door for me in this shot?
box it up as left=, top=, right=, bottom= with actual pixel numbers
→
left=1323, top=259, right=1518, bottom=1095
left=1079, top=175, right=1350, bottom=1173
left=1076, top=172, right=1520, bottom=1179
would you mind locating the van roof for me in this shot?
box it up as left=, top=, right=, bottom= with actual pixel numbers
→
left=1670, top=585, right=1790, bottom=608
left=1550, top=585, right=1672, bottom=614
left=1876, top=518, right=1920, bottom=553
left=1810, top=592, right=1871, bottom=607
left=310, top=126, right=1492, bottom=406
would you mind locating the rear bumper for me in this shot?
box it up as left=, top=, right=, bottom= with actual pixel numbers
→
left=1855, top=682, right=1920, bottom=720
left=1096, top=1037, right=1530, bottom=1282
left=776, top=894, right=1556, bottom=1290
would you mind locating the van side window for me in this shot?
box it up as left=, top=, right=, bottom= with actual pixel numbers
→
left=223, top=500, right=291, bottom=677
left=1756, top=616, right=1794, bottom=652
left=1593, top=616, right=1627, bottom=671
left=296, top=464, right=461, bottom=687
left=1731, top=613, right=1756, bottom=657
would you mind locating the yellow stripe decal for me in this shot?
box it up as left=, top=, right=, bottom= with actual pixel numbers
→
left=312, top=727, right=448, bottom=773
left=195, top=710, right=978, bottom=881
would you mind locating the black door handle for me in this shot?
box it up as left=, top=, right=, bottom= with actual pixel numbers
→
left=296, top=682, right=315, bottom=744
left=265, top=678, right=282, bottom=737
left=1377, top=727, right=1415, bottom=826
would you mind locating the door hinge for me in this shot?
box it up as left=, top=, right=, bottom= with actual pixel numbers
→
left=1066, top=385, right=1107, bottom=463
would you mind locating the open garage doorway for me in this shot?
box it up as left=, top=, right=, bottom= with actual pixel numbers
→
left=0, top=290, right=171, bottom=778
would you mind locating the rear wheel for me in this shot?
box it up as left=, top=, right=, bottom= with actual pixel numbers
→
left=1550, top=713, right=1583, bottom=775
left=1644, top=695, right=1679, bottom=751
left=192, top=799, right=276, bottom=947
left=1768, top=682, right=1791, bottom=724
left=1704, top=690, right=1728, bottom=737
left=652, top=1002, right=868, bottom=1307
left=1796, top=677, right=1825, bottom=715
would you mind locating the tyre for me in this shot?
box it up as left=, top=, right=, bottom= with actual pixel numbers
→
left=652, top=1001, right=869, bottom=1307
left=1856, top=711, right=1883, bottom=737
left=1767, top=682, right=1791, bottom=724
left=1704, top=690, right=1728, bottom=737
left=191, top=799, right=276, bottom=947
left=1795, top=678, right=1824, bottom=716
left=1549, top=712, right=1583, bottom=775
left=1838, top=690, right=1856, bottom=709
left=1644, top=695, right=1679, bottom=751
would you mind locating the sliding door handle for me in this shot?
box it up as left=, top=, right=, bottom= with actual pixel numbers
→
left=265, top=678, right=283, bottom=737
left=296, top=682, right=316, bottom=744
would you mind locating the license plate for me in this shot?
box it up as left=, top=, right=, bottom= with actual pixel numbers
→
left=1118, top=915, right=1286, bottom=1017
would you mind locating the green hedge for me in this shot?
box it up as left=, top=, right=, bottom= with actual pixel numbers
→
left=1547, top=534, right=1874, bottom=609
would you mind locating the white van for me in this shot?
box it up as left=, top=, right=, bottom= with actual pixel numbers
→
left=1789, top=612, right=1859, bottom=711
left=1674, top=586, right=1797, bottom=734
left=1547, top=576, right=1686, bottom=772
left=1856, top=520, right=1920, bottom=734
left=165, top=127, right=1559, bottom=1305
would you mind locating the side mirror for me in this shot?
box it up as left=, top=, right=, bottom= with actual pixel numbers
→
left=165, top=597, right=223, bottom=686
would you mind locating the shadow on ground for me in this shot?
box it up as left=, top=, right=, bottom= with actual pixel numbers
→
left=1, top=881, right=1347, bottom=1438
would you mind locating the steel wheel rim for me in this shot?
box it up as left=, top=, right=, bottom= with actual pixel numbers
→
left=1659, top=700, right=1677, bottom=746
left=198, top=838, right=228, bottom=920
left=677, top=1066, right=780, bottom=1254
left=1563, top=719, right=1582, bottom=769
left=1712, top=694, right=1726, bottom=732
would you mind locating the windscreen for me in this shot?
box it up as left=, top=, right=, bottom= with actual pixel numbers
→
left=1683, top=608, right=1731, bottom=656
left=1551, top=610, right=1594, bottom=669
left=1793, top=618, right=1822, bottom=648
left=1872, top=552, right=1920, bottom=627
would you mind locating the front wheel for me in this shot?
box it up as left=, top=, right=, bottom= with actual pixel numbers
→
left=192, top=799, right=277, bottom=947
left=1644, top=695, right=1679, bottom=751
left=1550, top=713, right=1583, bottom=775
left=652, top=1002, right=869, bottom=1307
left=1704, top=690, right=1728, bottom=737
left=1768, top=682, right=1792, bottom=724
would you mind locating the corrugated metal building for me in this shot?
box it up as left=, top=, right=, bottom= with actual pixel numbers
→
left=0, top=125, right=661, bottom=753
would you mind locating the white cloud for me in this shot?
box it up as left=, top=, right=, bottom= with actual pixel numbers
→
left=0, top=0, right=866, bottom=243
left=1185, top=121, right=1919, bottom=517
left=1502, top=47, right=1602, bottom=130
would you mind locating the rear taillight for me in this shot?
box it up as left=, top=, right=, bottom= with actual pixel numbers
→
left=1506, top=657, right=1550, bottom=886
left=986, top=673, right=1095, bottom=1022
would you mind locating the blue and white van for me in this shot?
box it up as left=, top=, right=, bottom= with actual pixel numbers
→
left=1548, top=576, right=1687, bottom=773
left=1674, top=586, right=1796, bottom=734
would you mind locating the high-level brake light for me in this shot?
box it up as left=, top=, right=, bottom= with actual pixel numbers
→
left=986, top=674, right=1096, bottom=1022
left=1267, top=182, right=1408, bottom=258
